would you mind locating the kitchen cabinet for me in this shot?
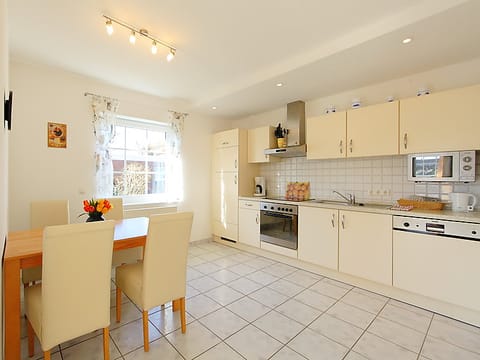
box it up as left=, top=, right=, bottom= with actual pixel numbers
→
left=212, top=129, right=257, bottom=242
left=238, top=200, right=260, bottom=247
left=346, top=101, right=399, bottom=157
left=298, top=206, right=338, bottom=270
left=399, top=84, right=480, bottom=154
left=306, top=111, right=347, bottom=159
left=306, top=101, right=399, bottom=159
left=248, top=126, right=278, bottom=163
left=393, top=230, right=480, bottom=311
left=338, top=210, right=392, bottom=285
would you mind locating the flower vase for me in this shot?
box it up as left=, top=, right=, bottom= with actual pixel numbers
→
left=86, top=213, right=105, bottom=222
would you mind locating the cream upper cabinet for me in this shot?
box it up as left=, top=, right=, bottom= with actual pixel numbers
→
left=393, top=230, right=480, bottom=311
left=400, top=84, right=480, bottom=154
left=298, top=206, right=338, bottom=270
left=216, top=146, right=238, bottom=172
left=338, top=211, right=392, bottom=285
left=347, top=101, right=399, bottom=157
left=213, top=128, right=239, bottom=149
left=306, top=111, right=347, bottom=159
left=248, top=126, right=277, bottom=163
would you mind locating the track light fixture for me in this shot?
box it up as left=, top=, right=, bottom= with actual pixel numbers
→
left=103, top=14, right=176, bottom=61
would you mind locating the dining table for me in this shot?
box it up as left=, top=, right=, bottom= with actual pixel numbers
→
left=3, top=217, right=150, bottom=360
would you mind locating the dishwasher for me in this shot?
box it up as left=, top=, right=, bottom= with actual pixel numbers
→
left=393, top=215, right=480, bottom=311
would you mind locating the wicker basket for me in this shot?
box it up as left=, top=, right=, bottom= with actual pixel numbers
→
left=397, top=198, right=445, bottom=210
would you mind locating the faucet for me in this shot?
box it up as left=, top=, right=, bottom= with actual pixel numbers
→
left=333, top=190, right=355, bottom=205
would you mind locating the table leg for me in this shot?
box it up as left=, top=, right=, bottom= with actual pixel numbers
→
left=172, top=299, right=180, bottom=312
left=4, top=258, right=21, bottom=359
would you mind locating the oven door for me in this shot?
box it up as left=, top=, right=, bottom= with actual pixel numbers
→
left=260, top=210, right=298, bottom=250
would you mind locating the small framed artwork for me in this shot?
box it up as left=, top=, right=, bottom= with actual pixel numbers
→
left=47, top=122, right=67, bottom=148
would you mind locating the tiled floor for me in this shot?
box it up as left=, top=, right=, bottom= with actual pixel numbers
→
left=20, top=241, right=480, bottom=360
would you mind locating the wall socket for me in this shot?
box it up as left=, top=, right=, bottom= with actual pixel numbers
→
left=368, top=189, right=391, bottom=196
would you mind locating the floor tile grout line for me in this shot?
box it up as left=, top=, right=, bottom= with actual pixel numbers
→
left=417, top=314, right=434, bottom=360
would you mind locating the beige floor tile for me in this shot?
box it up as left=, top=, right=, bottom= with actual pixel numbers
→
left=123, top=337, right=183, bottom=359
left=109, top=318, right=161, bottom=354
left=353, top=332, right=417, bottom=360
left=309, top=313, right=364, bottom=348
left=288, top=327, right=348, bottom=360
left=198, top=308, right=248, bottom=339
left=225, top=324, right=283, bottom=360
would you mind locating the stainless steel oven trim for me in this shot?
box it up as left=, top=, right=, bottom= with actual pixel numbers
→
left=259, top=202, right=298, bottom=250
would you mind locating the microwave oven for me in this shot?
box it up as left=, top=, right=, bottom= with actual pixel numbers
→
left=407, top=151, right=476, bottom=182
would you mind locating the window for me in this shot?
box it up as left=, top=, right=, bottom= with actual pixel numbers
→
left=107, top=115, right=181, bottom=204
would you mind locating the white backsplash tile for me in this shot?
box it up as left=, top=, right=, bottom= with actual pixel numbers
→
left=260, top=154, right=480, bottom=206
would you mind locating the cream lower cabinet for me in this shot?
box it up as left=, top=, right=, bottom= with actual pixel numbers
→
left=298, top=206, right=338, bottom=270
left=212, top=172, right=238, bottom=240
left=393, top=231, right=480, bottom=311
left=400, top=84, right=480, bottom=153
left=338, top=211, right=392, bottom=285
left=238, top=200, right=260, bottom=247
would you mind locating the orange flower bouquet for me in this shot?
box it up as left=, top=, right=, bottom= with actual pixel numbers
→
left=81, top=198, right=113, bottom=222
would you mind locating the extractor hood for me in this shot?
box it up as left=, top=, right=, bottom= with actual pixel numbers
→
left=264, top=100, right=306, bottom=158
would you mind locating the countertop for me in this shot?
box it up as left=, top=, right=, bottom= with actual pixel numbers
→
left=239, top=196, right=480, bottom=223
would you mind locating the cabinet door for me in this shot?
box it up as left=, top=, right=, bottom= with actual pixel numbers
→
left=339, top=211, right=392, bottom=285
left=399, top=84, right=480, bottom=154
left=239, top=208, right=260, bottom=247
left=212, top=172, right=239, bottom=241
left=393, top=231, right=480, bottom=311
left=298, top=207, right=338, bottom=270
left=306, top=112, right=346, bottom=159
left=213, top=128, right=239, bottom=148
left=248, top=126, right=277, bottom=163
left=216, top=146, right=238, bottom=172
left=347, top=101, right=399, bottom=157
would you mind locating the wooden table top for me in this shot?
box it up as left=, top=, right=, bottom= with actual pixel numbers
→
left=4, top=217, right=149, bottom=261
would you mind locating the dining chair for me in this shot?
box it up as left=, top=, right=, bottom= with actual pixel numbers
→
left=25, top=221, right=115, bottom=360
left=115, top=212, right=194, bottom=352
left=22, top=200, right=70, bottom=286
left=104, top=197, right=143, bottom=266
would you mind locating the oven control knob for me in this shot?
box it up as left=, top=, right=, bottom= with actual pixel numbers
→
left=463, top=165, right=472, bottom=171
left=464, top=156, right=472, bottom=163
left=403, top=222, right=410, bottom=227
left=289, top=209, right=293, bottom=212
left=270, top=206, right=274, bottom=210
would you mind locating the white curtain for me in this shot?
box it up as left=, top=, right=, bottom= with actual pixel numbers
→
left=166, top=111, right=187, bottom=202
left=90, top=95, right=119, bottom=197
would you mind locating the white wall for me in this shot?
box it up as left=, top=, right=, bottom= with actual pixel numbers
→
left=1, top=0, right=8, bottom=356
left=9, top=61, right=226, bottom=241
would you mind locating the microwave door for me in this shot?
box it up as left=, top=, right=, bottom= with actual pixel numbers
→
left=409, top=153, right=459, bottom=182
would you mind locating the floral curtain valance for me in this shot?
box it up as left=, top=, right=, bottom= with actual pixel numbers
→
left=89, top=94, right=120, bottom=197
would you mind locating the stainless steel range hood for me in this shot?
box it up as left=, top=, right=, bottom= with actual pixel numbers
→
left=264, top=100, right=306, bottom=158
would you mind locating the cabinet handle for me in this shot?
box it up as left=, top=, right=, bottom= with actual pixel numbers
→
left=222, top=141, right=229, bottom=145
left=234, top=175, right=237, bottom=184
left=349, top=139, right=353, bottom=153
left=403, top=133, right=407, bottom=149
left=341, top=214, right=345, bottom=229
left=256, top=214, right=259, bottom=224
left=331, top=213, right=335, bottom=228
left=234, top=159, right=237, bottom=169
left=339, top=140, right=343, bottom=154
left=246, top=203, right=252, bottom=207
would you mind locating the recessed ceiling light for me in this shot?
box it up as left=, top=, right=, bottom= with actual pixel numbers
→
left=402, top=37, right=412, bottom=44
left=211, top=106, right=217, bottom=110
left=276, top=83, right=284, bottom=87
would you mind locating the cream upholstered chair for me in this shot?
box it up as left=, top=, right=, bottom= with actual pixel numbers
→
left=22, top=200, right=70, bottom=286
left=104, top=197, right=143, bottom=266
left=25, top=221, right=115, bottom=360
left=115, top=212, right=193, bottom=352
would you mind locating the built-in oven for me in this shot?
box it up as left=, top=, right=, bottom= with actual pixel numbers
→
left=260, top=202, right=298, bottom=250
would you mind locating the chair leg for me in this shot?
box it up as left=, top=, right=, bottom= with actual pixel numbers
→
left=116, top=287, right=122, bottom=323
left=142, top=310, right=149, bottom=352
left=103, top=327, right=110, bottom=360
left=44, top=350, right=51, bottom=360
left=26, top=317, right=34, bottom=357
left=172, top=299, right=180, bottom=312
left=180, top=297, right=186, bottom=333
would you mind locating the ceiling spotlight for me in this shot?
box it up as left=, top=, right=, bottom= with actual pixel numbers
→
left=129, top=30, right=136, bottom=44
left=276, top=82, right=284, bottom=87
left=102, top=15, right=177, bottom=61
left=167, top=49, right=176, bottom=62
left=211, top=106, right=217, bottom=110
left=105, top=19, right=114, bottom=35
left=151, top=41, right=158, bottom=54
left=402, top=37, right=412, bottom=44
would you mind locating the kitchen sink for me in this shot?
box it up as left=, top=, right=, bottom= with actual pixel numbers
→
left=309, top=199, right=361, bottom=206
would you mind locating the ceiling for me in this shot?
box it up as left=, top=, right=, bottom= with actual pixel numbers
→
left=7, top=0, right=480, bottom=119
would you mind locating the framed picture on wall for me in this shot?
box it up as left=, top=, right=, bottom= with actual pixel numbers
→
left=47, top=122, right=67, bottom=148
